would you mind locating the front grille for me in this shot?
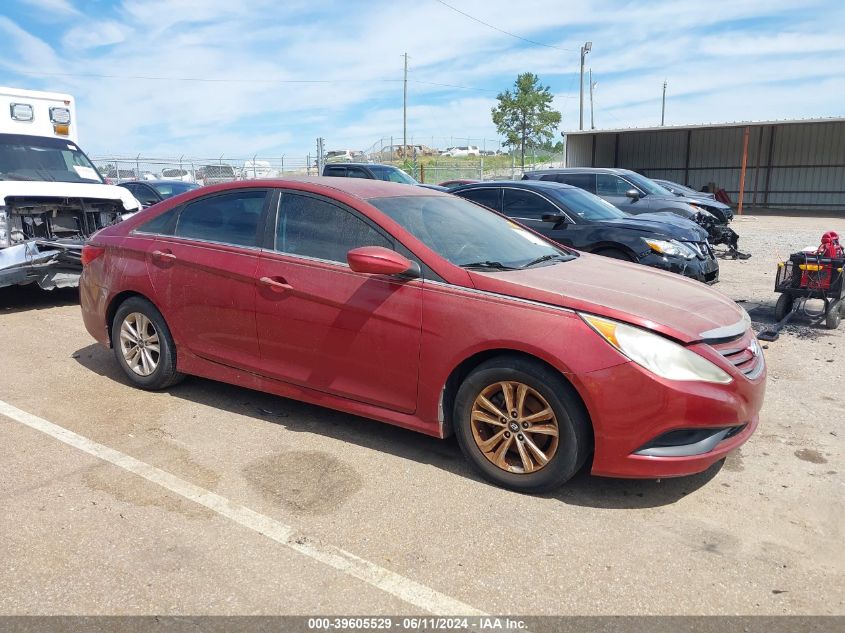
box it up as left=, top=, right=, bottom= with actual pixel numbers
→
left=708, top=330, right=765, bottom=379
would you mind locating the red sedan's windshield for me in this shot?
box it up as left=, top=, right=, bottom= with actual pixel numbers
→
left=369, top=195, right=574, bottom=269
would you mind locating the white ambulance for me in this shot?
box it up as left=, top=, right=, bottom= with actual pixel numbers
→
left=0, top=87, right=141, bottom=289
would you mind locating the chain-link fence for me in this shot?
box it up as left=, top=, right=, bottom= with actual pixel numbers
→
left=90, top=150, right=565, bottom=186
left=90, top=155, right=318, bottom=185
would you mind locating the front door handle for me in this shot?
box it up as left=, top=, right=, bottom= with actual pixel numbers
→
left=151, top=250, right=176, bottom=262
left=259, top=276, right=294, bottom=293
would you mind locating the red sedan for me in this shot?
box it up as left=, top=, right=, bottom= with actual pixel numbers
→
left=80, top=178, right=765, bottom=492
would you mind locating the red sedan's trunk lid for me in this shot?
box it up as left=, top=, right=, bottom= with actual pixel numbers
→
left=469, top=252, right=746, bottom=344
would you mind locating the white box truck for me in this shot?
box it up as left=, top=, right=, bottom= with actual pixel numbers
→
left=0, top=86, right=141, bottom=289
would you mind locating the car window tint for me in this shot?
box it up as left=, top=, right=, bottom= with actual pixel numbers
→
left=276, top=193, right=390, bottom=263
left=175, top=190, right=266, bottom=246
left=502, top=189, right=559, bottom=219
left=459, top=188, right=500, bottom=211
left=596, top=174, right=631, bottom=196
left=554, top=173, right=596, bottom=193
left=324, top=166, right=346, bottom=177
left=346, top=167, right=370, bottom=179
left=137, top=206, right=179, bottom=235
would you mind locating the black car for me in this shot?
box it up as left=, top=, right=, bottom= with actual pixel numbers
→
left=322, top=162, right=418, bottom=183
left=522, top=168, right=744, bottom=256
left=451, top=180, right=719, bottom=283
left=118, top=180, right=200, bottom=208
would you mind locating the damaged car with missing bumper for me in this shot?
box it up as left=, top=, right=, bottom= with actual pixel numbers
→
left=0, top=86, right=140, bottom=290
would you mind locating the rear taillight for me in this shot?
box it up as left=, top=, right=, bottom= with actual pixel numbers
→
left=81, top=244, right=106, bottom=266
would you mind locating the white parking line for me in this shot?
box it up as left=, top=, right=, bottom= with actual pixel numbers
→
left=0, top=399, right=484, bottom=616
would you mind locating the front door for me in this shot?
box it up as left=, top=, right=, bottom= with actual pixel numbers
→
left=596, top=173, right=647, bottom=214
left=254, top=191, right=422, bottom=414
left=146, top=189, right=269, bottom=371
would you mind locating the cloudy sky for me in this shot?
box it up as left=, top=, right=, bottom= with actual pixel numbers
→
left=1, top=0, right=843, bottom=160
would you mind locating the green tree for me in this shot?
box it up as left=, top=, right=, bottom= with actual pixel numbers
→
left=491, top=73, right=562, bottom=169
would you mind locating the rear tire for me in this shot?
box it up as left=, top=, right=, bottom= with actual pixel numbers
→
left=595, top=248, right=634, bottom=262
left=112, top=296, right=184, bottom=390
left=825, top=300, right=842, bottom=330
left=453, top=356, right=591, bottom=493
left=774, top=293, right=794, bottom=322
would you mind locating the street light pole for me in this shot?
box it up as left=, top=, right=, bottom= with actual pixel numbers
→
left=579, top=41, right=592, bottom=131
left=661, top=80, right=667, bottom=126
left=403, top=52, right=408, bottom=153
left=589, top=69, right=597, bottom=130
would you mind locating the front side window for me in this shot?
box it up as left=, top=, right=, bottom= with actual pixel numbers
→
left=369, top=165, right=417, bottom=184
left=275, top=193, right=390, bottom=263
left=324, top=166, right=346, bottom=177
left=346, top=167, right=371, bottom=179
left=502, top=189, right=560, bottom=220
left=175, top=190, right=267, bottom=246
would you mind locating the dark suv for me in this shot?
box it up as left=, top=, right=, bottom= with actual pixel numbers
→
left=452, top=180, right=719, bottom=283
left=523, top=168, right=742, bottom=255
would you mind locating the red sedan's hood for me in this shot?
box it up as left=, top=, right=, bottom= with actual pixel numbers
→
left=469, top=252, right=747, bottom=344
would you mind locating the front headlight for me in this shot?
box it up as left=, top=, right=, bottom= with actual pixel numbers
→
left=644, top=238, right=696, bottom=260
left=580, top=314, right=732, bottom=384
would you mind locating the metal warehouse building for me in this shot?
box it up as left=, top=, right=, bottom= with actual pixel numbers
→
left=564, top=118, right=845, bottom=212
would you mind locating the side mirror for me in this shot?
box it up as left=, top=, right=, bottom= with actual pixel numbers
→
left=347, top=246, right=420, bottom=278
left=541, top=213, right=568, bottom=224
left=625, top=189, right=641, bottom=201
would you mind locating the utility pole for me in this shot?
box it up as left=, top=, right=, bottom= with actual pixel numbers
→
left=661, top=80, right=667, bottom=126
left=579, top=41, right=592, bottom=130
left=589, top=69, right=597, bottom=130
left=403, top=52, right=408, bottom=153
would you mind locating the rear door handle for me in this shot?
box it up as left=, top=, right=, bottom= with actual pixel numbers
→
left=259, top=276, right=294, bottom=293
left=151, top=249, right=176, bottom=261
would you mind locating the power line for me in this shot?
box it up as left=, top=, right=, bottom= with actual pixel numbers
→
left=432, top=0, right=574, bottom=51
left=10, top=70, right=496, bottom=92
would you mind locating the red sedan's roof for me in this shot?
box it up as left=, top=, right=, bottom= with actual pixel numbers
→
left=197, top=177, right=442, bottom=200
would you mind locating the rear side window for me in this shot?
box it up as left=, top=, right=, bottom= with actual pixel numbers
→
left=547, top=173, right=596, bottom=193
left=276, top=193, right=390, bottom=263
left=324, top=166, right=346, bottom=177
left=346, top=167, right=371, bottom=179
left=175, top=190, right=267, bottom=246
left=136, top=207, right=179, bottom=235
left=458, top=188, right=501, bottom=211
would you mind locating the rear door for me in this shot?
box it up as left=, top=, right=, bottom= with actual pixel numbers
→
left=456, top=187, right=502, bottom=212
left=146, top=189, right=270, bottom=371
left=254, top=191, right=422, bottom=413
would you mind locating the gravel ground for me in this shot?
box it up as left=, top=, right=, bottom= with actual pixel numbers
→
left=0, top=214, right=842, bottom=617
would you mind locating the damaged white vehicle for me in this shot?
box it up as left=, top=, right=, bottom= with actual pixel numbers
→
left=0, top=87, right=141, bottom=290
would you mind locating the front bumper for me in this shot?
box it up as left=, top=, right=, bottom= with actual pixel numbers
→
left=638, top=251, right=719, bottom=284
left=0, top=240, right=83, bottom=290
left=574, top=356, right=765, bottom=479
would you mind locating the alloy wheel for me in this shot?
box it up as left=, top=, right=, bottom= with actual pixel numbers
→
left=119, top=312, right=160, bottom=377
left=470, top=381, right=560, bottom=474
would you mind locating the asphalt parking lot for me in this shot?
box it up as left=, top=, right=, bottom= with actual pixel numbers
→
left=0, top=214, right=842, bottom=616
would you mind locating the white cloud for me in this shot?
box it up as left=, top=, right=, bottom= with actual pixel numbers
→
left=0, top=0, right=842, bottom=157
left=18, top=0, right=79, bottom=15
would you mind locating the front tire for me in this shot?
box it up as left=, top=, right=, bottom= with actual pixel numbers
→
left=112, top=296, right=183, bottom=390
left=825, top=300, right=842, bottom=330
left=453, top=356, right=591, bottom=493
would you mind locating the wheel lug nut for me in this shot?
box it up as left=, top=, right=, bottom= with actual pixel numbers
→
left=504, top=431, right=511, bottom=438
left=517, top=434, right=524, bottom=441
left=511, top=410, right=518, bottom=417
left=500, top=417, right=507, bottom=424
left=522, top=422, right=529, bottom=429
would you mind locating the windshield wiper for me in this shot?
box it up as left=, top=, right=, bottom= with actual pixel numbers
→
left=520, top=253, right=571, bottom=268
left=460, top=260, right=518, bottom=271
